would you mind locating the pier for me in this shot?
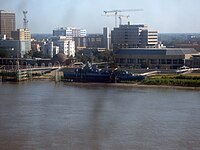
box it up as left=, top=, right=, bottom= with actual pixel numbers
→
left=1, top=64, right=61, bottom=82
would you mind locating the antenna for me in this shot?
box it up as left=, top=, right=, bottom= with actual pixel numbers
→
left=23, top=10, right=28, bottom=29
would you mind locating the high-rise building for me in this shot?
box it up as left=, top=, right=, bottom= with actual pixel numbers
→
left=10, top=28, right=31, bottom=57
left=103, top=27, right=110, bottom=50
left=11, top=28, right=31, bottom=40
left=0, top=10, right=15, bottom=38
left=111, top=23, right=158, bottom=50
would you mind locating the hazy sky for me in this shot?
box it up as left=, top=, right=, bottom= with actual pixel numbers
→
left=1, top=0, right=200, bottom=34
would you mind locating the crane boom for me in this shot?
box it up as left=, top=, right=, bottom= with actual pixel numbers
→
left=104, top=9, right=143, bottom=14
left=103, top=9, right=143, bottom=27
left=102, top=14, right=130, bottom=26
left=118, top=15, right=130, bottom=25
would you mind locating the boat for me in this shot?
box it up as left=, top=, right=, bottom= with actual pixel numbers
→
left=111, top=69, right=146, bottom=83
left=63, top=62, right=111, bottom=83
left=63, top=62, right=146, bottom=83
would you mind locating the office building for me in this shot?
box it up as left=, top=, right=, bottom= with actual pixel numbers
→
left=0, top=10, right=15, bottom=38
left=53, top=27, right=87, bottom=38
left=114, top=48, right=199, bottom=69
left=73, top=37, right=87, bottom=50
left=111, top=23, right=158, bottom=50
left=58, top=40, right=75, bottom=57
left=0, top=39, right=31, bottom=58
left=103, top=27, right=110, bottom=50
left=86, top=34, right=104, bottom=48
left=11, top=28, right=31, bottom=40
left=10, top=28, right=31, bottom=57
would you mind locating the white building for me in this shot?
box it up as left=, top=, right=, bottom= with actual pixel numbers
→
left=53, top=46, right=59, bottom=56
left=58, top=40, right=75, bottom=57
left=53, top=27, right=87, bottom=38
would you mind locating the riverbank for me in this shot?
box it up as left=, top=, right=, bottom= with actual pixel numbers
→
left=62, top=81, right=200, bottom=90
left=1, top=74, right=200, bottom=90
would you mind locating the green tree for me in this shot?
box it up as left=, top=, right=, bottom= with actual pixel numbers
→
left=0, top=48, right=12, bottom=58
left=24, top=50, right=44, bottom=58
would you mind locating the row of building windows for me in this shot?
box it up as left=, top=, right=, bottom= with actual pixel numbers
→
left=117, top=58, right=184, bottom=65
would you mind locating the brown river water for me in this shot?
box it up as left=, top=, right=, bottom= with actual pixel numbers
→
left=0, top=80, right=200, bottom=150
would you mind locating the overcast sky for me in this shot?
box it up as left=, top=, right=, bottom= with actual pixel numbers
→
left=1, top=0, right=200, bottom=34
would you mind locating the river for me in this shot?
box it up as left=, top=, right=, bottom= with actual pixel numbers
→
left=0, top=80, right=200, bottom=150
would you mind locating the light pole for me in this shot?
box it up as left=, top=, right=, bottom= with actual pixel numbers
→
left=28, top=64, right=32, bottom=79
left=16, top=60, right=19, bottom=71
left=9, top=60, right=13, bottom=70
left=54, top=61, right=61, bottom=82
left=23, top=61, right=27, bottom=69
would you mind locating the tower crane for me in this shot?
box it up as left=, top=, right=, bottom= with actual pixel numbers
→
left=102, top=14, right=130, bottom=26
left=103, top=9, right=143, bottom=27
left=118, top=15, right=130, bottom=25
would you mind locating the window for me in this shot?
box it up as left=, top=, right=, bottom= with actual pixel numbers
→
left=119, top=58, right=126, bottom=64
left=173, top=59, right=178, bottom=64
left=150, top=59, right=157, bottom=64
left=178, top=59, right=184, bottom=65
left=167, top=59, right=172, bottom=64
left=160, top=59, right=166, bottom=64
left=127, top=59, right=136, bottom=64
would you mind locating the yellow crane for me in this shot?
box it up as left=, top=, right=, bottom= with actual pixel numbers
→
left=103, top=9, right=143, bottom=27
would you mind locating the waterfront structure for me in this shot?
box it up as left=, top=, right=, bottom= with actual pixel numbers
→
left=53, top=27, right=87, bottom=38
left=190, top=54, right=200, bottom=68
left=0, top=10, right=15, bottom=39
left=111, top=23, right=158, bottom=50
left=114, top=48, right=199, bottom=69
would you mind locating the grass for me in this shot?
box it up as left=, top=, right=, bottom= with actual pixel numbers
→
left=142, top=75, right=200, bottom=87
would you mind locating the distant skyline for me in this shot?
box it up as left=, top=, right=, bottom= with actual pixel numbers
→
left=1, top=0, right=200, bottom=34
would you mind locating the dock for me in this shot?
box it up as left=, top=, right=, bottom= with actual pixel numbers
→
left=1, top=65, right=61, bottom=82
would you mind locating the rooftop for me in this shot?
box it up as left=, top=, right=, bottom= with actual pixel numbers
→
left=114, top=48, right=198, bottom=56
left=0, top=10, right=15, bottom=14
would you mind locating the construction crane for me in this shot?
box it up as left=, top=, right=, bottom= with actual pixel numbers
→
left=103, top=9, right=143, bottom=27
left=118, top=15, right=130, bottom=25
left=102, top=14, right=130, bottom=26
